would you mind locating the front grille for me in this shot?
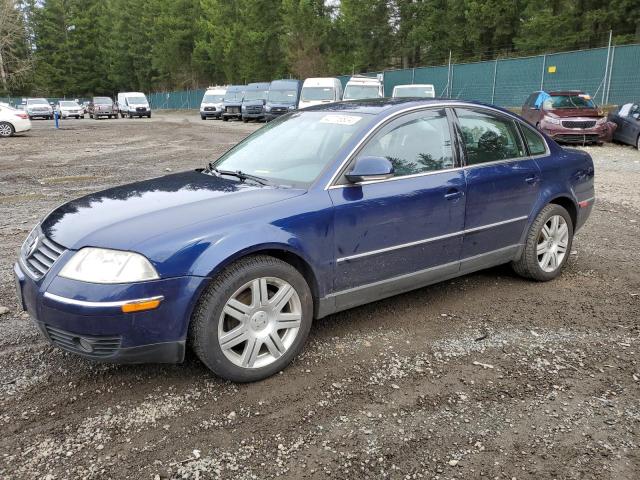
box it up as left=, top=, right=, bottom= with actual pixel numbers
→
left=136, top=107, right=147, bottom=112
left=204, top=106, right=216, bottom=112
left=246, top=105, right=262, bottom=113
left=21, top=231, right=66, bottom=280
left=272, top=108, right=287, bottom=113
left=562, top=120, right=596, bottom=129
left=44, top=324, right=121, bottom=358
left=554, top=134, right=600, bottom=144
left=226, top=106, right=240, bottom=114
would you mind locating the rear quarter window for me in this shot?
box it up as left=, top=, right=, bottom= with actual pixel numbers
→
left=521, top=125, right=547, bottom=155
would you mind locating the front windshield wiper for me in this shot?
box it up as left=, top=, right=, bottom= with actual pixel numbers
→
left=208, top=165, right=269, bottom=186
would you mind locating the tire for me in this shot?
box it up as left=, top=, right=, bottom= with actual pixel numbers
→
left=222, top=116, right=228, bottom=122
left=636, top=134, right=640, bottom=151
left=0, top=122, right=15, bottom=137
left=511, top=204, right=574, bottom=281
left=201, top=115, right=206, bottom=120
left=242, top=117, right=248, bottom=123
left=147, top=113, right=151, bottom=118
left=189, top=255, right=313, bottom=382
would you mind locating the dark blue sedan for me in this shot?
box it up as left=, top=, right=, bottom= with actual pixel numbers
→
left=15, top=99, right=595, bottom=382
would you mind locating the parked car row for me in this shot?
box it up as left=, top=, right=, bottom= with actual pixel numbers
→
left=10, top=92, right=152, bottom=122
left=520, top=90, right=640, bottom=149
left=200, top=76, right=436, bottom=123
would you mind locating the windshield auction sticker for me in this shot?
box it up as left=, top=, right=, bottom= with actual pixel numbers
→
left=320, top=115, right=362, bottom=126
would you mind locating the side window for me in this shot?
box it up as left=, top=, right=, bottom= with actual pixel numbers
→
left=455, top=108, right=526, bottom=165
left=521, top=125, right=547, bottom=155
left=357, top=109, right=454, bottom=177
left=524, top=93, right=536, bottom=107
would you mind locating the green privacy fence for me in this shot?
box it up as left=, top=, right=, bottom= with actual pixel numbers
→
left=148, top=89, right=206, bottom=110
left=340, top=43, right=640, bottom=108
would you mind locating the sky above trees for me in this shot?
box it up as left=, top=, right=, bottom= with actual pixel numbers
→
left=2, top=0, right=639, bottom=97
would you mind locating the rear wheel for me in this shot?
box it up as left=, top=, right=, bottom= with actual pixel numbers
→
left=222, top=116, right=228, bottom=122
left=512, top=204, right=573, bottom=281
left=189, top=255, right=313, bottom=382
left=0, top=122, right=15, bottom=137
left=636, top=134, right=640, bottom=150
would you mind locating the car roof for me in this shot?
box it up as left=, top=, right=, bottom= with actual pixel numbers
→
left=302, top=98, right=516, bottom=117
left=547, top=90, right=587, bottom=96
left=246, top=82, right=270, bottom=89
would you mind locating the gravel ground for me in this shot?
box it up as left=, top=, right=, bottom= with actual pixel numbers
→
left=0, top=112, right=639, bottom=479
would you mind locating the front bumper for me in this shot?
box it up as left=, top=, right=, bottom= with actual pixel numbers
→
left=242, top=112, right=265, bottom=120
left=14, top=261, right=207, bottom=364
left=541, top=120, right=616, bottom=144
left=201, top=110, right=221, bottom=118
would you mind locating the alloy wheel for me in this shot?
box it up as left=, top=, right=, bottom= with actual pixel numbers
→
left=537, top=215, right=569, bottom=272
left=218, top=277, right=302, bottom=369
left=0, top=123, right=13, bottom=137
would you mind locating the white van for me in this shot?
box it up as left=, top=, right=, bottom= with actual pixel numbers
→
left=298, top=78, right=343, bottom=109
left=117, top=92, right=151, bottom=118
left=200, top=86, right=227, bottom=120
left=342, top=75, right=384, bottom=101
left=392, top=84, right=436, bottom=98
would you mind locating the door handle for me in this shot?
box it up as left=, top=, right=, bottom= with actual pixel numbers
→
left=444, top=189, right=463, bottom=200
left=525, top=174, right=539, bottom=185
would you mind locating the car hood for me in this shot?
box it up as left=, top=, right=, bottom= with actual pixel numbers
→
left=41, top=170, right=305, bottom=251
left=545, top=108, right=603, bottom=118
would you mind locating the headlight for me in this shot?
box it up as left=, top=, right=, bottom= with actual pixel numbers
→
left=596, top=117, right=607, bottom=125
left=543, top=115, right=560, bottom=125
left=59, top=247, right=159, bottom=283
left=241, top=105, right=246, bottom=111
left=264, top=105, right=271, bottom=112
left=288, top=105, right=296, bottom=110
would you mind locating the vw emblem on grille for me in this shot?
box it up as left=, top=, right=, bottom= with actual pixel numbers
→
left=27, top=236, right=39, bottom=257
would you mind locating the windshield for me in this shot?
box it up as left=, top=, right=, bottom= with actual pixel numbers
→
left=127, top=96, right=147, bottom=105
left=544, top=95, right=596, bottom=109
left=394, top=86, right=435, bottom=98
left=244, top=89, right=269, bottom=101
left=268, top=89, right=297, bottom=103
left=203, top=93, right=224, bottom=103
left=59, top=101, right=78, bottom=107
left=94, top=97, right=112, bottom=104
left=224, top=91, right=243, bottom=102
left=301, top=87, right=335, bottom=102
left=343, top=84, right=380, bottom=100
left=211, top=111, right=368, bottom=186
left=27, top=99, right=49, bottom=105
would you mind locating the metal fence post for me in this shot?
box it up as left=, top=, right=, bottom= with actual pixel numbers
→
left=540, top=54, right=546, bottom=91
left=602, top=30, right=612, bottom=104
left=605, top=45, right=615, bottom=104
left=491, top=58, right=498, bottom=103
left=446, top=50, right=452, bottom=97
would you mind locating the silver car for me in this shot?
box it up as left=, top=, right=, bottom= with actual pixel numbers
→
left=56, top=101, right=85, bottom=119
left=26, top=98, right=53, bottom=120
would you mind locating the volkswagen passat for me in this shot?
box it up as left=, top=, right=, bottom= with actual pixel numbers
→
left=15, top=99, right=595, bottom=382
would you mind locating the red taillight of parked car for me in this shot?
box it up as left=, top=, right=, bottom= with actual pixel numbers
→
left=15, top=112, right=28, bottom=119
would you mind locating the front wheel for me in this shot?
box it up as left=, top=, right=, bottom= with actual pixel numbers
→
left=189, top=255, right=313, bottom=382
left=0, top=122, right=15, bottom=137
left=512, top=204, right=574, bottom=281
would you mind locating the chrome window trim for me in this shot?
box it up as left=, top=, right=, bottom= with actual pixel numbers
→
left=336, top=215, right=528, bottom=263
left=325, top=102, right=550, bottom=190
left=43, top=292, right=164, bottom=308
left=328, top=166, right=464, bottom=189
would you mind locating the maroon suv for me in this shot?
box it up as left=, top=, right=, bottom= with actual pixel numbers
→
left=521, top=90, right=615, bottom=144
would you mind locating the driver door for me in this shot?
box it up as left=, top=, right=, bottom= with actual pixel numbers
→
left=328, top=108, right=466, bottom=309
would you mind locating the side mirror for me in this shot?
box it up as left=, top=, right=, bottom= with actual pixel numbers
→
left=262, top=99, right=266, bottom=105
left=345, top=156, right=394, bottom=183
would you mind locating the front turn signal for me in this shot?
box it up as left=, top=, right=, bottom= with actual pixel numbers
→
left=121, top=296, right=163, bottom=313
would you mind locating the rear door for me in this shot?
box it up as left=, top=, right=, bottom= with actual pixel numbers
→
left=453, top=107, right=541, bottom=266
left=329, top=108, right=466, bottom=304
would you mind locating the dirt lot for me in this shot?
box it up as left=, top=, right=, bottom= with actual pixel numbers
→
left=1, top=112, right=639, bottom=479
